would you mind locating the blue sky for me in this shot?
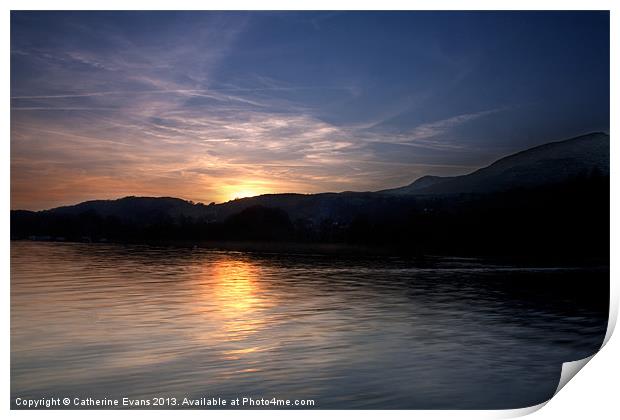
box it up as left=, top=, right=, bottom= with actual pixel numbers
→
left=11, top=11, right=609, bottom=209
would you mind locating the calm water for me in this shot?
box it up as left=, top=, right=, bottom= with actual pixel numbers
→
left=11, top=241, right=608, bottom=409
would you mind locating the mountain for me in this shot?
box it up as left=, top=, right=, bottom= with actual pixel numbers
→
left=44, top=196, right=211, bottom=222
left=26, top=192, right=418, bottom=227
left=15, top=132, right=609, bottom=224
left=381, top=132, right=609, bottom=195
left=10, top=132, right=610, bottom=259
left=27, top=132, right=607, bottom=224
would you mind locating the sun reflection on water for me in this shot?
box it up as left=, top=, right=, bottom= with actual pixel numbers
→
left=192, top=256, right=270, bottom=347
left=211, top=259, right=260, bottom=313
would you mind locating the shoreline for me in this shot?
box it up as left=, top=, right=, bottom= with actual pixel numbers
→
left=10, top=238, right=610, bottom=268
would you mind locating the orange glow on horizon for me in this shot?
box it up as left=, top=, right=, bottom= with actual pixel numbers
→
left=221, top=182, right=272, bottom=202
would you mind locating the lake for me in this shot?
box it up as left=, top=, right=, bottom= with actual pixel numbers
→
left=11, top=241, right=608, bottom=409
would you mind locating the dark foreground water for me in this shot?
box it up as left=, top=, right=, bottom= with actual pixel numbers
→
left=11, top=241, right=608, bottom=409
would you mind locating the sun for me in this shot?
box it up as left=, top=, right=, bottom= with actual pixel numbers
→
left=230, top=189, right=260, bottom=201
left=221, top=183, right=270, bottom=202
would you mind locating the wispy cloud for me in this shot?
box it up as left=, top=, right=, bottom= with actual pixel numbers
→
left=10, top=61, right=497, bottom=209
left=11, top=86, right=355, bottom=100
left=11, top=12, right=541, bottom=210
left=407, top=109, right=500, bottom=141
left=354, top=109, right=504, bottom=153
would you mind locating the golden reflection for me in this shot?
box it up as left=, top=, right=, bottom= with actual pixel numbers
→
left=192, top=256, right=271, bottom=344
left=211, top=259, right=260, bottom=312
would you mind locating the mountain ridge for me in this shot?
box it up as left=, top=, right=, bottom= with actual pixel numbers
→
left=380, top=132, right=609, bottom=195
left=12, top=132, right=610, bottom=225
left=11, top=132, right=609, bottom=260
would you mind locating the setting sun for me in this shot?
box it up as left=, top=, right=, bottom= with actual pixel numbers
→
left=230, top=189, right=260, bottom=200
left=221, top=183, right=272, bottom=202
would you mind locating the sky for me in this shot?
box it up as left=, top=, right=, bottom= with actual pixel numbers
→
left=11, top=11, right=609, bottom=210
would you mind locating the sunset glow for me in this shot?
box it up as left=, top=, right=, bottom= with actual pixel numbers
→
left=223, top=184, right=270, bottom=202
left=10, top=12, right=610, bottom=210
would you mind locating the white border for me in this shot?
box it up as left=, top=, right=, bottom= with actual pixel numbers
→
left=3, top=2, right=617, bottom=420
left=2, top=0, right=619, bottom=10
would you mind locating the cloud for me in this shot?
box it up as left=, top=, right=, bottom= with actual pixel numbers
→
left=11, top=107, right=117, bottom=111
left=406, top=109, right=500, bottom=141
left=352, top=109, right=505, bottom=154
left=10, top=12, right=508, bottom=210
left=11, top=75, right=492, bottom=209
